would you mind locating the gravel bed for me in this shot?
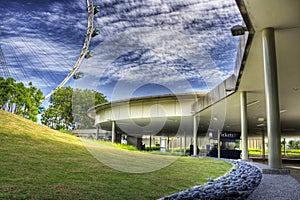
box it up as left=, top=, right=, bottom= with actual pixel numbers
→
left=160, top=159, right=262, bottom=200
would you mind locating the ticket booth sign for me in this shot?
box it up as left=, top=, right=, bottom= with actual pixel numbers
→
left=220, top=132, right=241, bottom=140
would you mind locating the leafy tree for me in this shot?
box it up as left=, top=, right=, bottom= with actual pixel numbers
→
left=288, top=140, right=300, bottom=149
left=72, top=88, right=107, bottom=129
left=41, top=87, right=107, bottom=130
left=0, top=77, right=44, bottom=121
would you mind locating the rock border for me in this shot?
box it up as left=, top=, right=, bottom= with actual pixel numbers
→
left=160, top=159, right=262, bottom=200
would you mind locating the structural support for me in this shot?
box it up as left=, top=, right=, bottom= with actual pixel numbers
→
left=149, top=135, right=152, bottom=151
left=262, top=129, right=266, bottom=160
left=193, top=115, right=198, bottom=156
left=184, top=132, right=187, bottom=154
left=240, top=91, right=249, bottom=160
left=262, top=28, right=282, bottom=169
left=283, top=138, right=286, bottom=157
left=96, top=126, right=99, bottom=140
left=217, top=129, right=221, bottom=158
left=179, top=137, right=182, bottom=154
left=111, top=121, right=116, bottom=143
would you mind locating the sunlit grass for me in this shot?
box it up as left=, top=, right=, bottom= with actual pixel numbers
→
left=0, top=110, right=232, bottom=199
left=249, top=148, right=300, bottom=157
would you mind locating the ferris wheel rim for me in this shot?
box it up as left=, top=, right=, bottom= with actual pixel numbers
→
left=43, top=0, right=96, bottom=101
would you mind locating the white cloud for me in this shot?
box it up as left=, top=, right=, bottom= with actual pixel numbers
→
left=2, top=0, right=243, bottom=99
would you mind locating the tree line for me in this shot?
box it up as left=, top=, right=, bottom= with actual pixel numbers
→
left=0, top=77, right=107, bottom=130
left=0, top=77, right=43, bottom=121
left=41, top=86, right=107, bottom=130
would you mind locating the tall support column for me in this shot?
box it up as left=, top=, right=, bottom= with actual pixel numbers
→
left=179, top=137, right=182, bottom=154
left=217, top=130, right=221, bottom=158
left=96, top=126, right=99, bottom=140
left=193, top=115, right=198, bottom=156
left=184, top=132, right=186, bottom=154
left=149, top=135, right=152, bottom=151
left=262, top=28, right=282, bottom=169
left=262, top=129, right=266, bottom=160
left=111, top=121, right=116, bottom=143
left=283, top=138, right=286, bottom=157
left=240, top=91, right=248, bottom=160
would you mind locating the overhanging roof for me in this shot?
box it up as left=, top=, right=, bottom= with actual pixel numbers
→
left=198, top=0, right=300, bottom=137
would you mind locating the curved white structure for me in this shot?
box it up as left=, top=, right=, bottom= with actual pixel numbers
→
left=88, top=93, right=205, bottom=137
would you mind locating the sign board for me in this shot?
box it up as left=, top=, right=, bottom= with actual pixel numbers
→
left=220, top=132, right=241, bottom=140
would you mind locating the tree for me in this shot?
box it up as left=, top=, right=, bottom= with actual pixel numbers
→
left=0, top=77, right=43, bottom=121
left=288, top=140, right=300, bottom=149
left=41, top=87, right=107, bottom=130
left=72, top=88, right=107, bottom=129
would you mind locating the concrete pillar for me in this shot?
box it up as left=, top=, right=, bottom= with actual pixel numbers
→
left=193, top=115, right=198, bottom=156
left=283, top=138, right=286, bottom=157
left=217, top=130, right=221, bottom=158
left=179, top=137, right=182, bottom=154
left=262, top=28, right=282, bottom=169
left=111, top=121, right=116, bottom=143
left=149, top=135, right=152, bottom=151
left=96, top=126, right=99, bottom=140
left=262, top=130, right=266, bottom=160
left=184, top=132, right=186, bottom=154
left=240, top=91, right=248, bottom=160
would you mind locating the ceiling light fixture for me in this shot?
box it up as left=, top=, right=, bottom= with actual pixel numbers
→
left=256, top=123, right=265, bottom=127
left=257, top=117, right=264, bottom=122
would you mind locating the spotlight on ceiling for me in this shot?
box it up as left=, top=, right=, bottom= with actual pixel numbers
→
left=231, top=25, right=248, bottom=36
left=256, top=123, right=265, bottom=127
left=213, top=116, right=218, bottom=121
left=258, top=117, right=264, bottom=122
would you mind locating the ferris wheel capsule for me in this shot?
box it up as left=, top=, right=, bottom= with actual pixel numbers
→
left=38, top=106, right=46, bottom=114
left=92, top=28, right=100, bottom=37
left=94, top=6, right=100, bottom=14
left=73, top=72, right=84, bottom=80
left=85, top=50, right=94, bottom=59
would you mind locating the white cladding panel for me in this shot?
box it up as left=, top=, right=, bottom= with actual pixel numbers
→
left=158, top=100, right=176, bottom=116
left=142, top=102, right=159, bottom=117
left=118, top=104, right=130, bottom=120
left=130, top=102, right=143, bottom=117
left=95, top=96, right=196, bottom=124
left=177, top=99, right=194, bottom=116
left=95, top=114, right=101, bottom=124
left=104, top=109, right=111, bottom=121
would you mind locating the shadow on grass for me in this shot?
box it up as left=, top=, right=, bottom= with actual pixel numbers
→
left=82, top=138, right=179, bottom=173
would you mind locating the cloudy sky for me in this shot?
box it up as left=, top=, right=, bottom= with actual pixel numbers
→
left=0, top=0, right=243, bottom=101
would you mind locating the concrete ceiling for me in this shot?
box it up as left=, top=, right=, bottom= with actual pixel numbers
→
left=202, top=0, right=300, bottom=137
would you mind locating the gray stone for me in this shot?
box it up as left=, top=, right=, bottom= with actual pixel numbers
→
left=160, top=159, right=262, bottom=200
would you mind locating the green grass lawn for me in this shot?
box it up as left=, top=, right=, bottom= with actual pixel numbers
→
left=249, top=148, right=300, bottom=157
left=0, top=110, right=232, bottom=200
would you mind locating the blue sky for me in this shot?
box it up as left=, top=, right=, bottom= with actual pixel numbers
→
left=0, top=0, right=243, bottom=101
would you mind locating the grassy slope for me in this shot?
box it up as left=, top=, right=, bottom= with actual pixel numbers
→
left=0, top=110, right=232, bottom=199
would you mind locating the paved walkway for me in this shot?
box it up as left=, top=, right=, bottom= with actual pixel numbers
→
left=248, top=162, right=300, bottom=200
